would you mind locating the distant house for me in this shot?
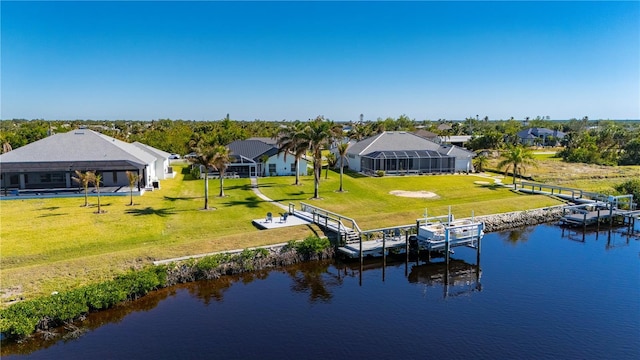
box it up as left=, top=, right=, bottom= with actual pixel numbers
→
left=0, top=129, right=171, bottom=191
left=517, top=128, right=566, bottom=146
left=342, top=131, right=475, bottom=175
left=227, top=138, right=309, bottom=177
left=413, top=129, right=440, bottom=143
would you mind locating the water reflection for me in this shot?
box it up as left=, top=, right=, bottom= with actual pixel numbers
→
left=408, top=259, right=482, bottom=298
left=285, top=261, right=342, bottom=303
left=499, top=226, right=535, bottom=245
left=561, top=225, right=639, bottom=249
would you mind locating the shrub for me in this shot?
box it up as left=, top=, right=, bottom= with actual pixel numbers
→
left=0, top=266, right=167, bottom=339
left=615, top=179, right=640, bottom=207
left=189, top=166, right=201, bottom=180
left=294, top=236, right=331, bottom=258
left=376, top=170, right=385, bottom=177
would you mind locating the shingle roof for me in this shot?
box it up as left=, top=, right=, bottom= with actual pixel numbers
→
left=132, top=142, right=171, bottom=159
left=348, top=131, right=441, bottom=156
left=517, top=128, right=566, bottom=139
left=0, top=129, right=156, bottom=171
left=228, top=140, right=278, bottom=161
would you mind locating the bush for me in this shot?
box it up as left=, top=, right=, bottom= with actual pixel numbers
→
left=190, top=166, right=201, bottom=180
left=615, top=179, right=640, bottom=207
left=294, top=236, right=331, bottom=258
left=0, top=266, right=167, bottom=339
left=376, top=170, right=385, bottom=177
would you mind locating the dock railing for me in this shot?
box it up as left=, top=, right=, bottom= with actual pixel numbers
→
left=296, top=202, right=362, bottom=241
left=518, top=181, right=607, bottom=201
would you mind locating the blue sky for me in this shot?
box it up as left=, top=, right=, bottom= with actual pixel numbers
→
left=2, top=1, right=639, bottom=121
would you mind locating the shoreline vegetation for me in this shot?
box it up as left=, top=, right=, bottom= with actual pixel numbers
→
left=1, top=160, right=638, bottom=341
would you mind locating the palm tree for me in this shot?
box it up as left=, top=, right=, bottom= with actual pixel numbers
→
left=90, top=172, right=103, bottom=213
left=497, top=145, right=536, bottom=185
left=337, top=142, right=349, bottom=192
left=189, top=145, right=218, bottom=210
left=302, top=116, right=342, bottom=199
left=325, top=153, right=336, bottom=179
left=276, top=121, right=309, bottom=185
left=126, top=170, right=139, bottom=206
left=72, top=170, right=93, bottom=207
left=211, top=145, right=232, bottom=197
left=473, top=154, right=489, bottom=173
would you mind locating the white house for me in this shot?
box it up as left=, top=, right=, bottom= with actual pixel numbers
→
left=0, top=129, right=160, bottom=191
left=132, top=142, right=176, bottom=180
left=227, top=138, right=309, bottom=177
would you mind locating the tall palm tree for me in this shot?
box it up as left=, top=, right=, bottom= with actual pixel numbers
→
left=302, top=116, right=342, bottom=199
left=497, top=145, right=536, bottom=185
left=276, top=121, right=309, bottom=185
left=211, top=145, right=232, bottom=197
left=337, top=142, right=349, bottom=192
left=126, top=170, right=139, bottom=206
left=189, top=145, right=218, bottom=210
left=72, top=170, right=93, bottom=207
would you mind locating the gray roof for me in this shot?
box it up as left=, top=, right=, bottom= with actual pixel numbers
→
left=0, top=129, right=156, bottom=172
left=228, top=139, right=278, bottom=161
left=247, top=137, right=278, bottom=146
left=348, top=132, right=442, bottom=156
left=517, top=128, right=566, bottom=139
left=437, top=144, right=476, bottom=158
left=132, top=142, right=172, bottom=159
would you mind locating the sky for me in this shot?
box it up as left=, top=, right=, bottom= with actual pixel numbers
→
left=1, top=1, right=639, bottom=122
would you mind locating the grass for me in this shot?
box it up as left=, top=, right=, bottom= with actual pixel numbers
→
left=5, top=159, right=631, bottom=303
left=257, top=171, right=561, bottom=230
left=1, top=166, right=317, bottom=301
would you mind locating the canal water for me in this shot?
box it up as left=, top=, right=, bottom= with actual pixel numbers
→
left=3, top=224, right=639, bottom=359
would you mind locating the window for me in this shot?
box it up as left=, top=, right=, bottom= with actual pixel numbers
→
left=113, top=171, right=118, bottom=182
left=268, top=164, right=276, bottom=174
left=9, top=175, right=19, bottom=185
left=290, top=163, right=295, bottom=172
left=40, top=174, right=52, bottom=182
left=51, top=173, right=64, bottom=183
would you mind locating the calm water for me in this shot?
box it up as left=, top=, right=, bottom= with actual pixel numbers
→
left=3, top=224, right=639, bottom=359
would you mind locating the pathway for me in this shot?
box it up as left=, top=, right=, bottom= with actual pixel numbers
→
left=250, top=177, right=289, bottom=211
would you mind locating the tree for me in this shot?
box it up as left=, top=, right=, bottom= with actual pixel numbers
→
left=302, top=116, right=341, bottom=199
left=90, top=172, right=103, bottom=213
left=211, top=145, right=232, bottom=197
left=189, top=145, right=218, bottom=210
left=276, top=121, right=309, bottom=185
left=325, top=153, right=336, bottom=179
left=337, top=142, right=349, bottom=192
left=473, top=154, right=489, bottom=173
left=72, top=170, right=93, bottom=207
left=126, top=170, right=139, bottom=206
left=497, top=145, right=536, bottom=185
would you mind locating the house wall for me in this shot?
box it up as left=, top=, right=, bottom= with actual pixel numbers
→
left=263, top=154, right=309, bottom=177
left=347, top=154, right=361, bottom=172
left=454, top=157, right=473, bottom=172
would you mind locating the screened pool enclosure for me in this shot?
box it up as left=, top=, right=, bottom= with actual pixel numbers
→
left=360, top=150, right=455, bottom=175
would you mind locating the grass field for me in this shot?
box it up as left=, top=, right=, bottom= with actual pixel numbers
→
left=3, top=159, right=635, bottom=303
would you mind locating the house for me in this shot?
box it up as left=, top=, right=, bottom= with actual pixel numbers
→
left=132, top=142, right=176, bottom=180
left=0, top=129, right=166, bottom=191
left=226, top=138, right=309, bottom=177
left=517, top=128, right=566, bottom=146
left=342, top=131, right=475, bottom=175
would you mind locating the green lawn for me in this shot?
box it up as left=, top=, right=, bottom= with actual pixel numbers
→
left=258, top=171, right=561, bottom=230
left=1, top=166, right=566, bottom=302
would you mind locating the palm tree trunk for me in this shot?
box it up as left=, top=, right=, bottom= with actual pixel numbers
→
left=339, top=159, right=344, bottom=192
left=84, top=187, right=89, bottom=207
left=204, top=172, right=209, bottom=210
left=314, top=160, right=320, bottom=198
left=512, top=164, right=518, bottom=185
left=129, top=188, right=133, bottom=206
left=219, top=174, right=224, bottom=197
left=294, top=158, right=300, bottom=185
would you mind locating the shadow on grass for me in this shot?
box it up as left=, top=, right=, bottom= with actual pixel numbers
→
left=344, top=170, right=368, bottom=179
left=477, top=184, right=503, bottom=191
left=126, top=207, right=177, bottom=217
left=224, top=184, right=252, bottom=191
left=223, top=196, right=261, bottom=208
left=164, top=196, right=200, bottom=202
left=39, top=206, right=60, bottom=211
left=38, top=213, right=68, bottom=218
